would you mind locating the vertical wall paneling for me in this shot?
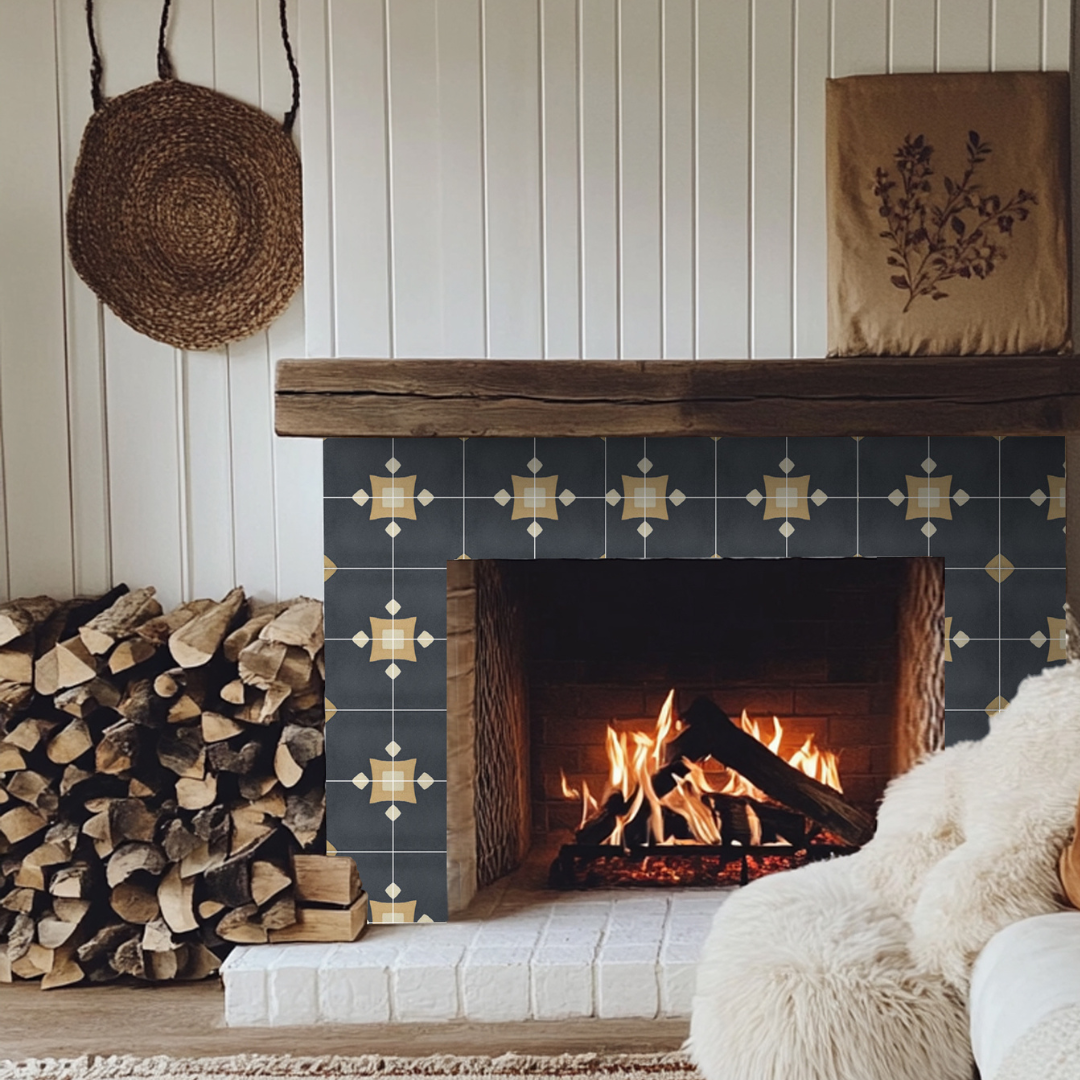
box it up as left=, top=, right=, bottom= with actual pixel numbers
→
left=95, top=0, right=186, bottom=610
left=889, top=0, right=937, bottom=71
left=436, top=0, right=486, bottom=358
left=0, top=0, right=74, bottom=598
left=661, top=0, right=695, bottom=360
left=618, top=0, right=663, bottom=360
left=831, top=0, right=888, bottom=77
left=793, top=0, right=829, bottom=357
left=579, top=0, right=620, bottom=358
left=484, top=0, right=544, bottom=358
left=540, top=0, right=582, bottom=358
left=937, top=0, right=994, bottom=70
left=1044, top=0, right=1071, bottom=69
left=297, top=0, right=334, bottom=357
left=751, top=1, right=795, bottom=358
left=992, top=0, right=1042, bottom=69
left=56, top=0, right=111, bottom=597
left=695, top=0, right=751, bottom=358
left=328, top=0, right=392, bottom=358
left=181, top=0, right=237, bottom=601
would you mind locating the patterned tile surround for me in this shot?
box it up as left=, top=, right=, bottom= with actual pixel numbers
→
left=321, top=436, right=1067, bottom=924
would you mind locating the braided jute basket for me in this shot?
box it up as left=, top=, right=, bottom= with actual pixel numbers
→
left=66, top=0, right=302, bottom=352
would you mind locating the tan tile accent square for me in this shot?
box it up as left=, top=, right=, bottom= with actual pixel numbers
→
left=369, top=757, right=417, bottom=803
left=621, top=474, right=669, bottom=520
left=369, top=474, right=417, bottom=520
left=368, top=617, right=417, bottom=663
left=511, top=474, right=559, bottom=520
left=905, top=473, right=953, bottom=520
left=763, top=475, right=810, bottom=520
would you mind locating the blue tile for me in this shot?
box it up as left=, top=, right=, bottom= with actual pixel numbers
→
left=463, top=437, right=535, bottom=497
left=1000, top=437, right=1066, bottom=498
left=535, top=438, right=607, bottom=498
left=388, top=438, right=466, bottom=498
left=534, top=499, right=606, bottom=559
left=944, top=639, right=998, bottom=710
left=352, top=851, right=395, bottom=902
left=1000, top=497, right=1067, bottom=568
left=393, top=640, right=447, bottom=710
left=325, top=711, right=394, bottom=781
left=1001, top=640, right=1063, bottom=703
left=326, top=781, right=394, bottom=852
left=944, top=568, right=999, bottom=641
left=389, top=568, right=448, bottom=638
left=715, top=437, right=787, bottom=498
left=393, top=853, right=450, bottom=922
left=715, top=499, right=787, bottom=558
left=324, top=638, right=393, bottom=711
left=323, top=569, right=394, bottom=640
left=391, top=497, right=466, bottom=567
left=943, top=712, right=990, bottom=746
left=641, top=499, right=715, bottom=558
left=629, top=437, right=716, bottom=499
left=785, top=499, right=858, bottom=558
left=393, top=782, right=447, bottom=852
left=464, top=498, right=537, bottom=559
left=324, top=438, right=394, bottom=498
left=787, top=437, right=858, bottom=498
left=927, top=437, right=999, bottom=498
left=999, top=568, right=1066, bottom=640
left=856, top=437, right=928, bottom=497
left=856, top=499, right=931, bottom=557
left=324, top=497, right=393, bottom=568
left=927, top=498, right=999, bottom=566
left=603, top=503, right=648, bottom=559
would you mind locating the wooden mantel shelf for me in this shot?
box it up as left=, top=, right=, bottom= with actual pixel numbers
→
left=275, top=356, right=1080, bottom=438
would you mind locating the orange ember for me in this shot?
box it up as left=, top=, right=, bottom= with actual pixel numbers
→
left=560, top=689, right=843, bottom=847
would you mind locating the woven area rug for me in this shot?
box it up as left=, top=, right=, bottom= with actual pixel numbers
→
left=0, top=1054, right=699, bottom=1080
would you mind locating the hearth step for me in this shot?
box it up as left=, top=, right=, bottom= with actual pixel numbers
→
left=220, top=888, right=732, bottom=1026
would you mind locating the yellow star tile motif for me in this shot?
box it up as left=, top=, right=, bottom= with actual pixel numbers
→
left=369, top=900, right=418, bottom=923
left=1047, top=616, right=1069, bottom=662
left=324, top=698, right=337, bottom=722
left=369, top=474, right=417, bottom=520
left=367, top=616, right=418, bottom=663
left=904, top=473, right=953, bottom=521
left=324, top=555, right=337, bottom=581
left=985, top=554, right=1014, bottom=583
left=985, top=696, right=1009, bottom=717
left=368, top=757, right=417, bottom=804
left=1048, top=475, right=1066, bottom=521
left=762, top=475, right=810, bottom=520
left=511, top=474, right=559, bottom=520
left=621, top=474, right=669, bottom=521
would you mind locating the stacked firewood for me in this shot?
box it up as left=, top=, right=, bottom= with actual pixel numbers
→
left=0, top=586, right=327, bottom=988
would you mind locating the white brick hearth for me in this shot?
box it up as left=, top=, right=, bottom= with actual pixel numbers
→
left=221, top=886, right=732, bottom=1026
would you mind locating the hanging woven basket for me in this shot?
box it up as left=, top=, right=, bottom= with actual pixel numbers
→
left=66, top=0, right=303, bottom=351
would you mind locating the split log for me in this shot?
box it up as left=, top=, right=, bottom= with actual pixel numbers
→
left=169, top=587, right=245, bottom=669
left=0, top=597, right=62, bottom=647
left=107, top=638, right=158, bottom=675
left=136, top=599, right=215, bottom=646
left=79, top=587, right=161, bottom=655
left=292, top=855, right=361, bottom=906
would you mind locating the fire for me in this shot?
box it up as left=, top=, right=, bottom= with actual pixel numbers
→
left=560, top=690, right=843, bottom=848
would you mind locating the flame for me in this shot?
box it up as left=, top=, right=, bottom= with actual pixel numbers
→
left=564, top=692, right=843, bottom=847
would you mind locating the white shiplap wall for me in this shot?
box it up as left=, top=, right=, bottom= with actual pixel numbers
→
left=0, top=0, right=1068, bottom=610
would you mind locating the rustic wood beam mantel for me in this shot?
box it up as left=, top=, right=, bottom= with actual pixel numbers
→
left=275, top=356, right=1080, bottom=438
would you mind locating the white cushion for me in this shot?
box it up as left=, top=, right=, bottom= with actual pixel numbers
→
left=970, top=911, right=1080, bottom=1080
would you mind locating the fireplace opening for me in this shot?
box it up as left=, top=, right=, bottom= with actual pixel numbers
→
left=446, top=558, right=943, bottom=906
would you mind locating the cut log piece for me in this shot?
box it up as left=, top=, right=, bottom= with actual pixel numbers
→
left=224, top=613, right=276, bottom=663
left=47, top=718, right=93, bottom=765
left=216, top=904, right=267, bottom=944
left=261, top=599, right=324, bottom=659
left=55, top=678, right=121, bottom=717
left=110, top=880, right=161, bottom=924
left=292, top=855, right=361, bottom=906
left=202, top=711, right=244, bottom=743
left=268, top=892, right=368, bottom=944
left=158, top=864, right=197, bottom=934
left=259, top=893, right=296, bottom=931
left=95, top=721, right=141, bottom=775
left=117, top=679, right=163, bottom=727
left=283, top=788, right=326, bottom=849
left=157, top=726, right=206, bottom=778
left=0, top=743, right=27, bottom=771
left=38, top=915, right=81, bottom=949
left=176, top=774, right=217, bottom=810
left=4, top=718, right=57, bottom=752
left=0, top=680, right=33, bottom=715
left=49, top=864, right=93, bottom=899
left=0, top=596, right=62, bottom=647
left=40, top=941, right=83, bottom=989
left=106, top=843, right=168, bottom=887
left=274, top=725, right=324, bottom=789
left=0, top=806, right=48, bottom=844
left=79, top=586, right=161, bottom=654
left=54, top=636, right=100, bottom=690
left=251, top=861, right=292, bottom=906
left=136, top=599, right=215, bottom=646
left=107, top=637, right=158, bottom=675
left=0, top=638, right=34, bottom=684
left=169, top=587, right=245, bottom=669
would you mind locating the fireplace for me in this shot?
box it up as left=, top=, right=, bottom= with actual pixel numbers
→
left=447, top=556, right=943, bottom=899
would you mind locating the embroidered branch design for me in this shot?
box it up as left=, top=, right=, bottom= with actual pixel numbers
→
left=873, top=131, right=1037, bottom=313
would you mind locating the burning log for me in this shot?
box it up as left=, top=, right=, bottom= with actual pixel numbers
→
left=668, top=698, right=874, bottom=847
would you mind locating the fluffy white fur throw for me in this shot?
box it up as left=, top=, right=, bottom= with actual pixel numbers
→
left=688, top=661, right=1080, bottom=1080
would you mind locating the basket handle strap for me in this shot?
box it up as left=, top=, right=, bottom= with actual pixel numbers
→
left=85, top=0, right=300, bottom=135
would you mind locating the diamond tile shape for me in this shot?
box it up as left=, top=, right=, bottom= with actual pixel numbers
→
left=638, top=521, right=653, bottom=538
left=1030, top=631, right=1048, bottom=647
left=985, top=554, right=1015, bottom=583
left=352, top=489, right=370, bottom=507
left=779, top=521, right=795, bottom=538
left=953, top=489, right=970, bottom=506
left=559, top=489, right=576, bottom=506
left=353, top=630, right=370, bottom=648
left=953, top=630, right=970, bottom=648
left=921, top=521, right=937, bottom=538
left=385, top=521, right=401, bottom=538
left=417, top=631, right=434, bottom=648
left=1030, top=489, right=1048, bottom=506
left=324, top=555, right=338, bottom=581
left=417, top=489, right=434, bottom=506
left=385, top=805, right=401, bottom=821
left=324, top=698, right=337, bottom=722
left=417, top=773, right=434, bottom=789
left=527, top=521, right=543, bottom=538
left=746, top=489, right=763, bottom=507
left=985, top=696, right=1009, bottom=717
left=528, top=457, right=543, bottom=474
left=385, top=457, right=401, bottom=474
left=494, top=489, right=512, bottom=506
left=352, top=771, right=370, bottom=790
left=669, top=489, right=686, bottom=506
left=385, top=599, right=401, bottom=615
left=888, top=489, right=905, bottom=506
left=385, top=882, right=401, bottom=899
left=779, top=457, right=794, bottom=475
left=810, top=489, right=827, bottom=506
left=606, top=489, right=622, bottom=506
left=638, top=457, right=653, bottom=474
left=386, top=741, right=401, bottom=757
left=385, top=663, right=401, bottom=680
left=922, top=457, right=936, bottom=474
